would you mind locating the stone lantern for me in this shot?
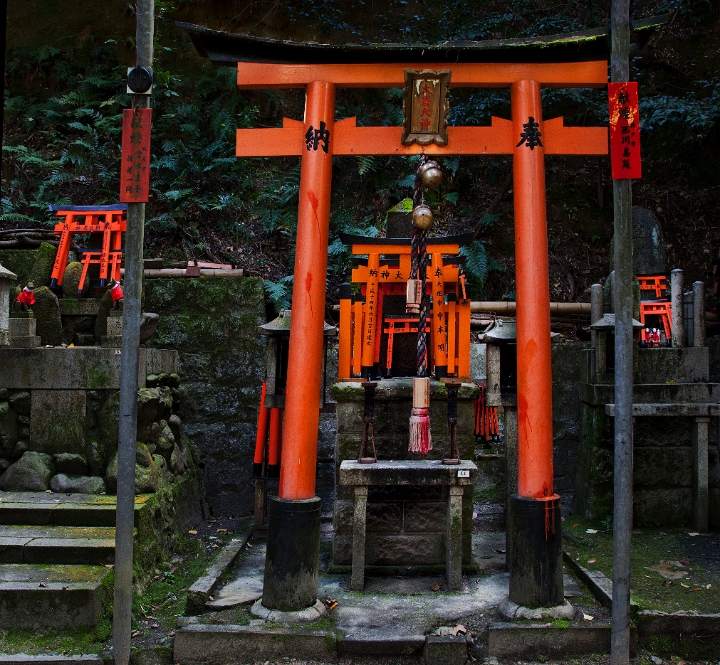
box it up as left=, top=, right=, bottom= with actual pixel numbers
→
left=258, top=309, right=337, bottom=409
left=0, top=264, right=17, bottom=346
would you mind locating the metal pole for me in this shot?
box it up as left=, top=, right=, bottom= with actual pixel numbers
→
left=610, top=1, right=633, bottom=664
left=113, top=3, right=153, bottom=665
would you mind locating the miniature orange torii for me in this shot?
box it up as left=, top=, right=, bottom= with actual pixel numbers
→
left=48, top=205, right=127, bottom=293
left=231, top=61, right=608, bottom=508
left=337, top=233, right=473, bottom=381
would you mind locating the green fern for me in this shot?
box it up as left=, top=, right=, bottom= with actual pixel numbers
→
left=356, top=155, right=375, bottom=176
left=264, top=276, right=294, bottom=314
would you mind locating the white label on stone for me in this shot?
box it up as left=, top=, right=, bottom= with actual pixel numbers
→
left=457, top=469, right=470, bottom=478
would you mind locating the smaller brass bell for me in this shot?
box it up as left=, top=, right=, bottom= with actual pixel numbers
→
left=412, top=203, right=433, bottom=230
left=418, top=161, right=443, bottom=189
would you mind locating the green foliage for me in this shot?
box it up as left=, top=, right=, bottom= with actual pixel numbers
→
left=264, top=275, right=294, bottom=314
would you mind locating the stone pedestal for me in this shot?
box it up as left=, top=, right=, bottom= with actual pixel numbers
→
left=9, top=312, right=41, bottom=348
left=331, top=379, right=479, bottom=571
left=0, top=264, right=17, bottom=346
left=101, top=312, right=123, bottom=347
left=339, top=459, right=477, bottom=590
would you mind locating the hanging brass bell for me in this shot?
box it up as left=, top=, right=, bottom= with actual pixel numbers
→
left=412, top=203, right=433, bottom=230
left=418, top=160, right=443, bottom=189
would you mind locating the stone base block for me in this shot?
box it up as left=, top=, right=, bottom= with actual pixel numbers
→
left=101, top=335, right=122, bottom=348
left=9, top=335, right=41, bottom=348
left=106, top=316, right=123, bottom=336
left=9, top=318, right=36, bottom=336
left=73, top=333, right=96, bottom=346
left=0, top=330, right=9, bottom=346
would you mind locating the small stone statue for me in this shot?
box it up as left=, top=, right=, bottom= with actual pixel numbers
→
left=108, top=278, right=124, bottom=310
left=15, top=281, right=35, bottom=311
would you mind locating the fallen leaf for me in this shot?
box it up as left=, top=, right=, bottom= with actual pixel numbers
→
left=659, top=532, right=667, bottom=536
left=573, top=523, right=578, bottom=527
left=216, top=528, right=227, bottom=533
left=587, top=558, right=596, bottom=564
left=693, top=587, right=702, bottom=591
left=583, top=613, right=594, bottom=621
left=188, top=529, right=197, bottom=535
left=688, top=532, right=700, bottom=537
left=494, top=549, right=506, bottom=554
left=679, top=557, right=690, bottom=566
left=680, top=583, right=690, bottom=588
left=431, top=582, right=441, bottom=591
left=131, top=630, right=141, bottom=638
left=38, top=583, right=47, bottom=588
left=586, top=529, right=598, bottom=534
left=707, top=584, right=712, bottom=589
left=168, top=630, right=175, bottom=637
left=452, top=624, right=467, bottom=636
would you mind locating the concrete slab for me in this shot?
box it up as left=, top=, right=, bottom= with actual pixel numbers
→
left=0, top=564, right=112, bottom=629
left=23, top=537, right=115, bottom=565
left=488, top=622, right=636, bottom=658
left=173, top=625, right=337, bottom=664
left=205, top=542, right=264, bottom=610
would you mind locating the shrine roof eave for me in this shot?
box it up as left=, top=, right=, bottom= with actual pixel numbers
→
left=339, top=232, right=475, bottom=248
left=176, top=16, right=666, bottom=66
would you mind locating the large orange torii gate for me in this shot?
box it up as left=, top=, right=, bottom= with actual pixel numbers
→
left=179, top=21, right=612, bottom=610
left=229, top=60, right=607, bottom=610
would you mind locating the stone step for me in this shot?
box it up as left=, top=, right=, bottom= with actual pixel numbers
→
left=0, top=491, right=150, bottom=527
left=0, top=563, right=113, bottom=629
left=0, top=525, right=115, bottom=565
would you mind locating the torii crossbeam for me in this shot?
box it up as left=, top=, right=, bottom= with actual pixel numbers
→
left=180, top=22, right=609, bottom=613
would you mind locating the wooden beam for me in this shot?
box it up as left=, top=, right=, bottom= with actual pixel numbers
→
left=237, top=61, right=608, bottom=89
left=236, top=116, right=607, bottom=158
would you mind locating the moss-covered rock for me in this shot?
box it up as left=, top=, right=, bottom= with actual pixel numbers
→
left=136, top=442, right=153, bottom=468
left=87, top=438, right=108, bottom=476
left=62, top=261, right=89, bottom=297
left=0, top=401, right=19, bottom=458
left=33, top=285, right=63, bottom=345
left=28, top=242, right=57, bottom=287
left=0, top=450, right=54, bottom=490
left=155, top=421, right=175, bottom=454
left=50, top=473, right=106, bottom=494
left=54, top=452, right=88, bottom=475
left=137, top=387, right=160, bottom=427
left=106, top=452, right=159, bottom=494
left=94, top=289, right=113, bottom=342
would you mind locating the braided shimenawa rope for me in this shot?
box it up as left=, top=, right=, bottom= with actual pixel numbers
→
left=412, top=157, right=428, bottom=378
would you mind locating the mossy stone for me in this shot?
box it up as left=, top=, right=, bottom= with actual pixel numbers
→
left=0, top=401, right=19, bottom=458
left=105, top=452, right=159, bottom=494
left=28, top=242, right=57, bottom=287
left=94, top=289, right=114, bottom=342
left=54, top=452, right=88, bottom=475
left=62, top=261, right=89, bottom=297
left=50, top=473, right=106, bottom=494
left=8, top=391, right=30, bottom=416
left=0, top=450, right=54, bottom=491
left=33, top=285, right=63, bottom=345
left=136, top=442, right=153, bottom=468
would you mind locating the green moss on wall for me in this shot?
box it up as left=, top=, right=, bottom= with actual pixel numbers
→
left=0, top=249, right=36, bottom=287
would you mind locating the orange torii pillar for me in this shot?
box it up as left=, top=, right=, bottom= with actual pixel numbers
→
left=507, top=80, right=563, bottom=608
left=261, top=81, right=335, bottom=611
left=233, top=60, right=608, bottom=611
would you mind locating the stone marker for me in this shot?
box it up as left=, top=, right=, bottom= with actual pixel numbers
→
left=0, top=263, right=17, bottom=346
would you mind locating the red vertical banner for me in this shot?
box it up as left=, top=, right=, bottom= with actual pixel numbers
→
left=608, top=82, right=641, bottom=180
left=120, top=108, right=152, bottom=202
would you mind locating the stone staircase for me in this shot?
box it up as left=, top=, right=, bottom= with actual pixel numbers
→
left=0, top=491, right=135, bottom=630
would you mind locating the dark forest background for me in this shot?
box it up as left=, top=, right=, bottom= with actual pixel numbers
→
left=2, top=0, right=719, bottom=313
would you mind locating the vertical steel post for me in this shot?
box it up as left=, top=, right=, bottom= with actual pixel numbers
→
left=113, top=2, right=153, bottom=664
left=610, top=1, right=633, bottom=663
